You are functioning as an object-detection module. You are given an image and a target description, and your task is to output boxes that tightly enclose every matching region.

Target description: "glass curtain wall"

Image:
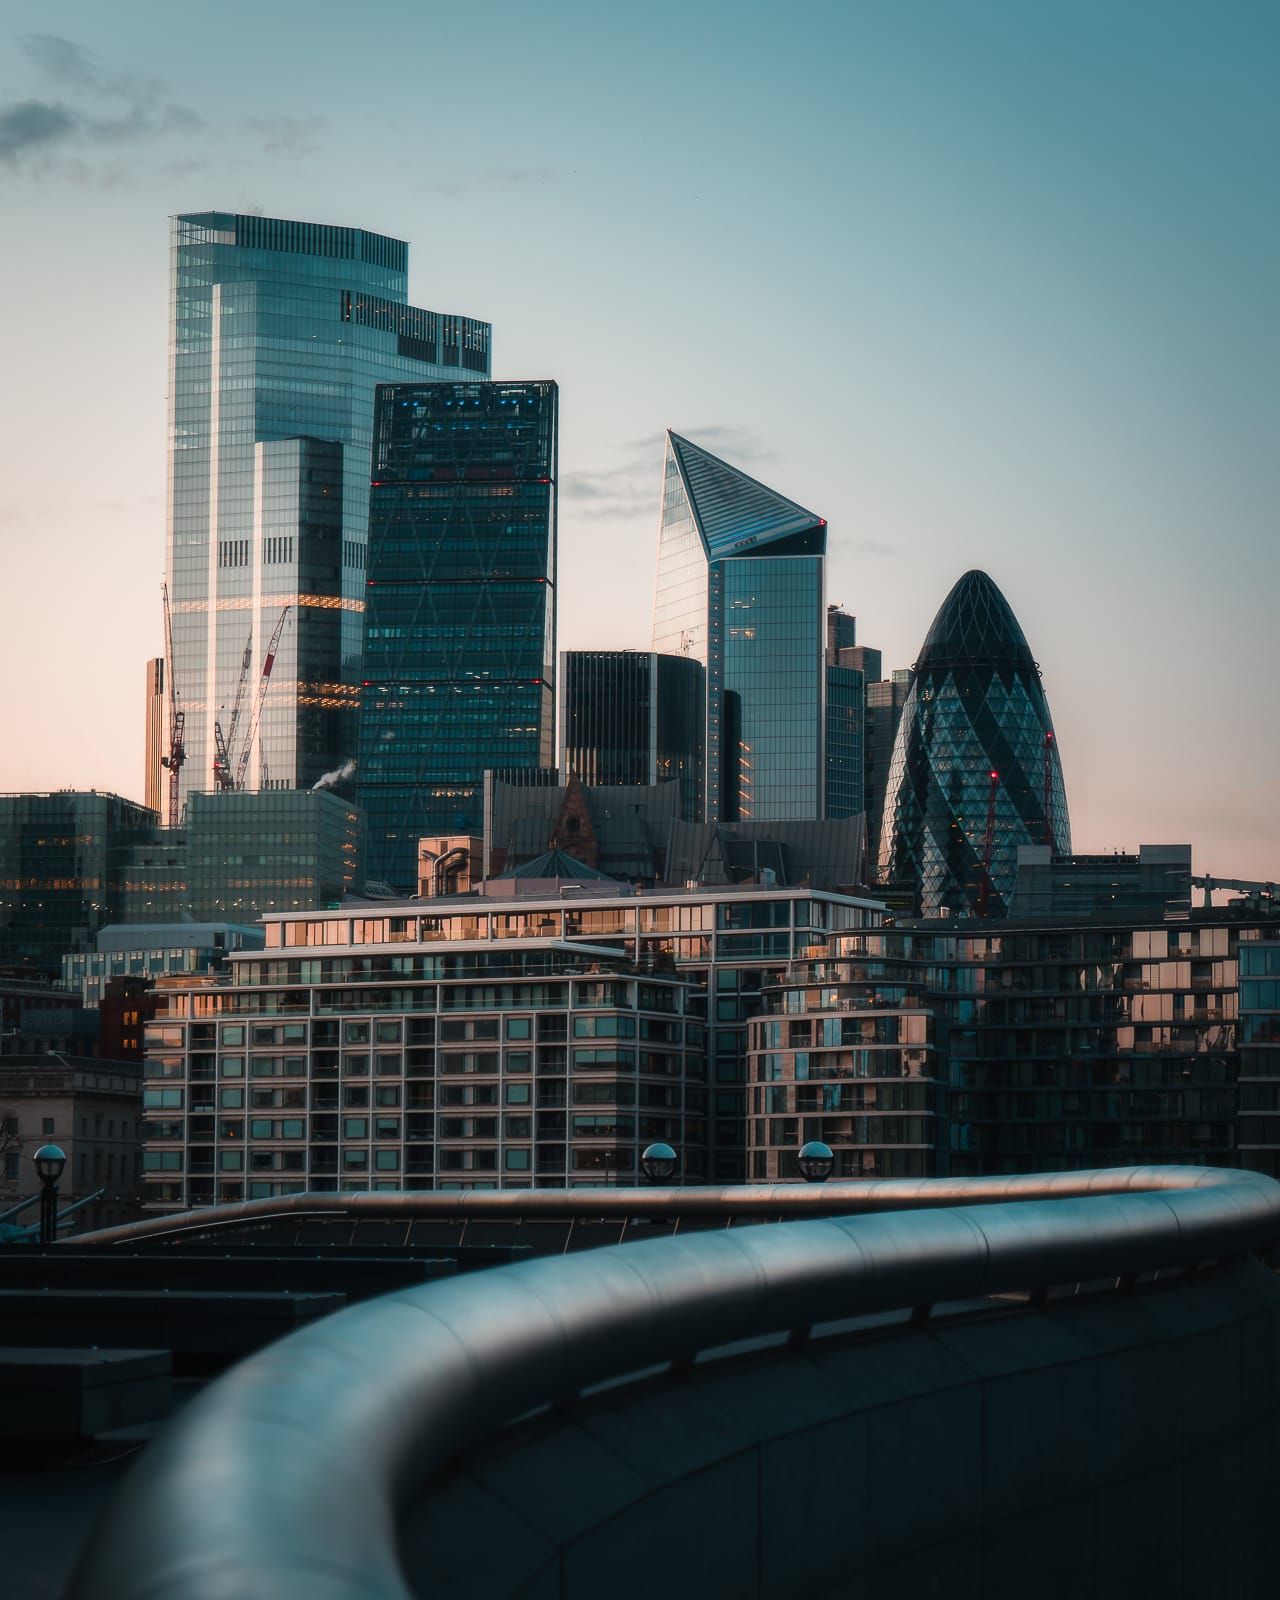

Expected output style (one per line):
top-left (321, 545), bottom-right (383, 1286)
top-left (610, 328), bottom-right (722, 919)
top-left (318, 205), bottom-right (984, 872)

top-left (167, 212), bottom-right (491, 809)
top-left (357, 382), bottom-right (557, 891)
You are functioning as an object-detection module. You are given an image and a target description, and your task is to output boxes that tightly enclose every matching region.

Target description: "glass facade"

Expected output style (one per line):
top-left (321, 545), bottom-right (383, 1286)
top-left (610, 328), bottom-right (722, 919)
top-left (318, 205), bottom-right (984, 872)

top-left (824, 662), bottom-right (865, 821)
top-left (1237, 932), bottom-right (1280, 1177)
top-left (357, 382), bottom-right (557, 891)
top-left (560, 650), bottom-right (703, 819)
top-left (880, 570), bottom-right (1070, 916)
top-left (753, 910), bottom-right (1277, 1179)
top-left (112, 791), bottom-right (362, 924)
top-left (652, 432), bottom-right (827, 822)
top-left (0, 792), bottom-right (159, 970)
top-left (137, 886), bottom-right (881, 1200)
top-left (167, 211), bottom-right (491, 807)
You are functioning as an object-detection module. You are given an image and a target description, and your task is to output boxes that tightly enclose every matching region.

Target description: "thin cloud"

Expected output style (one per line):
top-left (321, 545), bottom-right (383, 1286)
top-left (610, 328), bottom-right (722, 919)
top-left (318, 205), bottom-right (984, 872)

top-left (18, 33), bottom-right (165, 102)
top-left (1, 35), bottom-right (203, 179)
top-left (481, 165), bottom-right (554, 187)
top-left (419, 167), bottom-right (555, 200)
top-left (561, 468), bottom-right (655, 520)
top-left (244, 116), bottom-right (325, 160)
top-left (0, 100), bottom-right (76, 160)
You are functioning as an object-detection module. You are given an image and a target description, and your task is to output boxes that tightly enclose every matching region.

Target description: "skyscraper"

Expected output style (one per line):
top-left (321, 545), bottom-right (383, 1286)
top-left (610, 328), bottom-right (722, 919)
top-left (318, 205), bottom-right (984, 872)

top-left (357, 381), bottom-right (558, 891)
top-left (824, 606), bottom-right (865, 822)
top-left (560, 650), bottom-right (703, 818)
top-left (143, 657), bottom-right (166, 815)
top-left (880, 569), bottom-right (1070, 916)
top-left (651, 432), bottom-right (827, 822)
top-left (165, 211), bottom-right (491, 810)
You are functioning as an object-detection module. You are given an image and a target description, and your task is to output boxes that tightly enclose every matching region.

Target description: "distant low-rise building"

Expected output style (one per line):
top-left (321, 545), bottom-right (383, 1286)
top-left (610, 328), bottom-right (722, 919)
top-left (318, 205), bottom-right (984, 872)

top-left (0, 1053), bottom-right (143, 1234)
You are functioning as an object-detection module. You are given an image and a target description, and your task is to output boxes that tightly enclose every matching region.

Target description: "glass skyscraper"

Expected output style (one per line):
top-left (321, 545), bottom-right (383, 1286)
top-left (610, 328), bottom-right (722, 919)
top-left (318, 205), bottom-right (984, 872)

top-left (560, 650), bottom-right (703, 819)
top-left (880, 569), bottom-right (1071, 916)
top-left (357, 381), bottom-right (558, 891)
top-left (166, 211), bottom-right (491, 810)
top-left (651, 432), bottom-right (827, 822)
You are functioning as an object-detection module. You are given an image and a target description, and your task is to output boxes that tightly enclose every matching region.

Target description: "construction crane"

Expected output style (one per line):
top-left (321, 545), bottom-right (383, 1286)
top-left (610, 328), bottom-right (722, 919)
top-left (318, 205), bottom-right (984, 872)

top-left (1192, 875), bottom-right (1277, 911)
top-left (233, 605), bottom-right (291, 792)
top-left (977, 769), bottom-right (999, 917)
top-left (159, 583), bottom-right (185, 828)
top-left (212, 632), bottom-right (255, 791)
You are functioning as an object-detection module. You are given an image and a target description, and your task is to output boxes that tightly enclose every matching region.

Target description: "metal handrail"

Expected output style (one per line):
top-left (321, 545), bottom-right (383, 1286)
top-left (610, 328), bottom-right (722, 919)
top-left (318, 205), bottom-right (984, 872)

top-left (69, 1167), bottom-right (1280, 1600)
top-left (68, 1164), bottom-right (1275, 1245)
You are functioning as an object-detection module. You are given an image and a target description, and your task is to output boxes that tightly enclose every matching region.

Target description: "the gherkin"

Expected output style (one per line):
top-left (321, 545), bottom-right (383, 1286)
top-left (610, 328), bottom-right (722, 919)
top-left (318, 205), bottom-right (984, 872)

top-left (880, 570), bottom-right (1070, 916)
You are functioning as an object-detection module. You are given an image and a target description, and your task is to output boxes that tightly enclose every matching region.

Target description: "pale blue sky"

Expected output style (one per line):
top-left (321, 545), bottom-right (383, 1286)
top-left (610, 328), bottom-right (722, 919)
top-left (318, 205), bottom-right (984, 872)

top-left (1, 0), bottom-right (1276, 876)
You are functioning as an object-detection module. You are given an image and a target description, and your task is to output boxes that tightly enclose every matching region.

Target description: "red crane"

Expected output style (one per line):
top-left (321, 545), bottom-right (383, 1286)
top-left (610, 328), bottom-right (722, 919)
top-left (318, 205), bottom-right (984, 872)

top-left (159, 583), bottom-right (185, 828)
top-left (977, 769), bottom-right (999, 917)
top-left (233, 605), bottom-right (291, 792)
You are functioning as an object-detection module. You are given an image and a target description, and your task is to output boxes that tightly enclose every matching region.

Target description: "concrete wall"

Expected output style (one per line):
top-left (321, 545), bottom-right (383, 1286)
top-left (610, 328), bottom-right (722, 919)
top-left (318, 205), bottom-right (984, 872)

top-left (400, 1259), bottom-right (1280, 1600)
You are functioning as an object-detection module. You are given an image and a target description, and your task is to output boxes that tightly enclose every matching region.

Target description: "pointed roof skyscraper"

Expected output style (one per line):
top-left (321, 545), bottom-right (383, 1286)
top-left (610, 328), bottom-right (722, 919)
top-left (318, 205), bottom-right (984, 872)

top-left (666, 432), bottom-right (825, 556)
top-left (653, 430), bottom-right (828, 823)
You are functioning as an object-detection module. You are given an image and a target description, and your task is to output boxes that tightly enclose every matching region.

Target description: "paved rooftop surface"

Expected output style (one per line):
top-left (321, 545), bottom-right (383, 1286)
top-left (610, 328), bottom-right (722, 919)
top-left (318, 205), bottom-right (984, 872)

top-left (2, 1383), bottom-right (201, 1600)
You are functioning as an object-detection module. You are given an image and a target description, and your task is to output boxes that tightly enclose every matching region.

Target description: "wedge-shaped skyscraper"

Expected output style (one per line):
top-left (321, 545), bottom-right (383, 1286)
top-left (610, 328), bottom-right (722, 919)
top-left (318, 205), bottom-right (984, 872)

top-left (880, 569), bottom-right (1071, 916)
top-left (652, 433), bottom-right (827, 821)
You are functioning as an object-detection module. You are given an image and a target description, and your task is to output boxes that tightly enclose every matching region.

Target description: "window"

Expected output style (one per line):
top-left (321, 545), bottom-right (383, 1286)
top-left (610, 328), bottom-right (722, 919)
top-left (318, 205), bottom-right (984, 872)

top-left (505, 1083), bottom-right (531, 1105)
top-left (42, 1117), bottom-right (55, 1136)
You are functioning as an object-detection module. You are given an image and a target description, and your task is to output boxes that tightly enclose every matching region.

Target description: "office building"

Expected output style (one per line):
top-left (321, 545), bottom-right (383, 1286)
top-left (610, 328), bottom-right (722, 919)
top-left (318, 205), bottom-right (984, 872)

top-left (560, 651), bottom-right (703, 821)
top-left (1008, 843), bottom-right (1193, 920)
top-left (61, 922), bottom-right (265, 1009)
top-left (144, 658), bottom-right (166, 815)
top-left (166, 211), bottom-right (491, 808)
top-left (863, 670), bottom-right (910, 865)
top-left (651, 432), bottom-right (827, 822)
top-left (825, 608), bottom-right (865, 822)
top-left (880, 570), bottom-right (1070, 915)
top-left (0, 793), bottom-right (159, 972)
top-left (751, 900), bottom-right (1280, 1181)
top-left (357, 381), bottom-right (557, 891)
top-left (138, 882), bottom-right (883, 1203)
top-left (485, 776), bottom-right (683, 883)
top-left (1, 1053), bottom-right (143, 1234)
top-left (111, 791), bottom-right (362, 924)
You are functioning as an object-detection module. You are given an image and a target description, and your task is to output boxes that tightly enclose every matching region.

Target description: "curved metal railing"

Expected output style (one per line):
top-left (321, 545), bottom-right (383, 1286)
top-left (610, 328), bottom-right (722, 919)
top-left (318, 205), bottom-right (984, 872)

top-left (69, 1167), bottom-right (1280, 1600)
top-left (71, 1162), bottom-right (1274, 1246)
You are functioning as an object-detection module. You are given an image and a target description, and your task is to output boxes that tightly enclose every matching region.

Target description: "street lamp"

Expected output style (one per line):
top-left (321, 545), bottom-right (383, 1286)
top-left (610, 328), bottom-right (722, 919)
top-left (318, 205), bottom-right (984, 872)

top-left (640, 1142), bottom-right (678, 1184)
top-left (34, 1143), bottom-right (66, 1246)
top-left (797, 1140), bottom-right (835, 1183)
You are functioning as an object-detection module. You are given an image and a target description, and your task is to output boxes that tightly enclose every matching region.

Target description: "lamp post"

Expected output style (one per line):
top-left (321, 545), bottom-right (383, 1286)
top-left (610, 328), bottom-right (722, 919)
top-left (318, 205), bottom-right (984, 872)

top-left (640, 1142), bottom-right (678, 1184)
top-left (34, 1143), bottom-right (66, 1246)
top-left (797, 1140), bottom-right (835, 1183)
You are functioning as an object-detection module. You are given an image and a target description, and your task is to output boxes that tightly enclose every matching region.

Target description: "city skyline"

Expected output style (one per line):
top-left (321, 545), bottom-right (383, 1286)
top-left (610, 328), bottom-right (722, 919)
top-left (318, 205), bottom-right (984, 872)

top-left (1, 2), bottom-right (1277, 878)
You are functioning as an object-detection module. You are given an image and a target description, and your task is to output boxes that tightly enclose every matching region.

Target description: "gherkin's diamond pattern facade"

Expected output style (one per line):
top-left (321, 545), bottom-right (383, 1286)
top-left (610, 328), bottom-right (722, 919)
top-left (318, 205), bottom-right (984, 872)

top-left (880, 570), bottom-right (1070, 916)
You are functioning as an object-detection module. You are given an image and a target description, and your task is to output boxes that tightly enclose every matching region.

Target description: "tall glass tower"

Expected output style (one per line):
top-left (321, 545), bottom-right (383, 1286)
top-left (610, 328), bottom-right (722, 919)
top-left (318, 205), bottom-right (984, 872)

top-left (651, 432), bottom-right (827, 822)
top-left (166, 211), bottom-right (491, 810)
top-left (880, 569), bottom-right (1071, 917)
top-left (560, 650), bottom-right (703, 819)
top-left (357, 381), bottom-right (558, 891)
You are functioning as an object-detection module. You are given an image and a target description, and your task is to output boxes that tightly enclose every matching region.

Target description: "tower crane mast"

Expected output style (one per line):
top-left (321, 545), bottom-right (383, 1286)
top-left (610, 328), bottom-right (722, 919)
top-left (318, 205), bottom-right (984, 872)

top-left (212, 633), bottom-right (255, 791)
top-left (234, 605), bottom-right (291, 792)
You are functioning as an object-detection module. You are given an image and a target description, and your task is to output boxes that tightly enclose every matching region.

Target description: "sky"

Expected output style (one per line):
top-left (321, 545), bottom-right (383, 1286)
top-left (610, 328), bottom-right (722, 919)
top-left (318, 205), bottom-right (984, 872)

top-left (0, 0), bottom-right (1276, 880)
